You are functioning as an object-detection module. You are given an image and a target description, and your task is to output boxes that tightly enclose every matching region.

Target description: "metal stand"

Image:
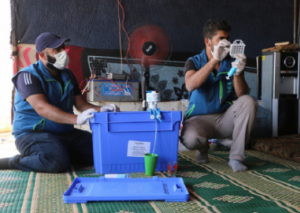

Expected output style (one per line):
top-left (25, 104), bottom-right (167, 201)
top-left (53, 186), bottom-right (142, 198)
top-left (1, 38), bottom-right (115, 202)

top-left (141, 64), bottom-right (150, 111)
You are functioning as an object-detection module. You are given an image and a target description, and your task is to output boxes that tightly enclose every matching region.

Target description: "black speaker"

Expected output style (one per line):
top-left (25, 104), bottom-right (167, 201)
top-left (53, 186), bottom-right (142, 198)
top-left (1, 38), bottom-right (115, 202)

top-left (278, 98), bottom-right (298, 135)
top-left (280, 52), bottom-right (298, 71)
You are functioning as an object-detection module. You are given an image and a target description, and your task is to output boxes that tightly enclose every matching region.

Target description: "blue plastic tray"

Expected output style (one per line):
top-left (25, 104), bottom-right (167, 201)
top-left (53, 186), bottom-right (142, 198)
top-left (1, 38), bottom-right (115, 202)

top-left (63, 176), bottom-right (189, 203)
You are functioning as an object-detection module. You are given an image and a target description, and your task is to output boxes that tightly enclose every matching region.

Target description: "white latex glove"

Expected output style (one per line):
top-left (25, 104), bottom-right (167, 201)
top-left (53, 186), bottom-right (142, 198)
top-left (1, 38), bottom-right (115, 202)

top-left (77, 108), bottom-right (97, 125)
top-left (232, 53), bottom-right (246, 75)
top-left (212, 40), bottom-right (231, 61)
top-left (100, 103), bottom-right (120, 112)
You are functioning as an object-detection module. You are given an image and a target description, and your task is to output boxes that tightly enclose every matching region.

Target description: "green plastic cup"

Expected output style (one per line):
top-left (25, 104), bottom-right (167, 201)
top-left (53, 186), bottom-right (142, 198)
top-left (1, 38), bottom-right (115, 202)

top-left (144, 153), bottom-right (158, 176)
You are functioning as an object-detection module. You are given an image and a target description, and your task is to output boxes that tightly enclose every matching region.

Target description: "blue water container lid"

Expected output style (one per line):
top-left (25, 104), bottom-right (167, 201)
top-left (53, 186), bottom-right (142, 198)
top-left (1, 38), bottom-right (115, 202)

top-left (63, 176), bottom-right (189, 203)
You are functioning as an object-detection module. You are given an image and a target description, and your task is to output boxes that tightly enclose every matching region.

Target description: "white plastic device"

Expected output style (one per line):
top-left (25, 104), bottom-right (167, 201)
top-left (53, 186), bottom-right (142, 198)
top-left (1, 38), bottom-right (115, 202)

top-left (104, 174), bottom-right (130, 178)
top-left (146, 91), bottom-right (160, 110)
top-left (146, 91), bottom-right (161, 120)
top-left (226, 39), bottom-right (246, 80)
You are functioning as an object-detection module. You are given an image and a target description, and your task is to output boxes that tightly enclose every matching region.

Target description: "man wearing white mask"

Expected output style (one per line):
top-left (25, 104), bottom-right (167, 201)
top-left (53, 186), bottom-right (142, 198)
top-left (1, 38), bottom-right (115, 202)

top-left (0, 32), bottom-right (119, 172)
top-left (180, 20), bottom-right (257, 172)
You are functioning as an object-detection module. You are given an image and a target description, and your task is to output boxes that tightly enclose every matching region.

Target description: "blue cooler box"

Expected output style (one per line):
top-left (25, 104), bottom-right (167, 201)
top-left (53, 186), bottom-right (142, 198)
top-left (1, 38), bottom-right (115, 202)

top-left (90, 111), bottom-right (182, 174)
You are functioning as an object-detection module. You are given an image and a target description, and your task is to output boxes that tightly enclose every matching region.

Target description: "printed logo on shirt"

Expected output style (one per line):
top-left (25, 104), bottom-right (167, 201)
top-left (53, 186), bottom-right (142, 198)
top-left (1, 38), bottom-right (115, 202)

top-left (23, 73), bottom-right (32, 85)
top-left (226, 82), bottom-right (232, 94)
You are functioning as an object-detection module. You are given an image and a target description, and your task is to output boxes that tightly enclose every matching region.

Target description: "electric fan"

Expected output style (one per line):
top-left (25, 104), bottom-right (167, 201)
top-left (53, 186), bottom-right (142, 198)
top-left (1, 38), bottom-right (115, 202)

top-left (123, 24), bottom-right (172, 110)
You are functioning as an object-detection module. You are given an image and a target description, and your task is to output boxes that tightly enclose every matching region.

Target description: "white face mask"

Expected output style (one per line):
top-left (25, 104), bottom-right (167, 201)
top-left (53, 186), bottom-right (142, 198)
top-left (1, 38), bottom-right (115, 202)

top-left (45, 50), bottom-right (69, 70)
top-left (209, 39), bottom-right (217, 58)
top-left (52, 50), bottom-right (69, 70)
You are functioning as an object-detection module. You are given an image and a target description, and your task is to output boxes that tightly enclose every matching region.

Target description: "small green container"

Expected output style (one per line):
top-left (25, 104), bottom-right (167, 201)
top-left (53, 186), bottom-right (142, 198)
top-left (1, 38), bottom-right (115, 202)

top-left (144, 153), bottom-right (158, 176)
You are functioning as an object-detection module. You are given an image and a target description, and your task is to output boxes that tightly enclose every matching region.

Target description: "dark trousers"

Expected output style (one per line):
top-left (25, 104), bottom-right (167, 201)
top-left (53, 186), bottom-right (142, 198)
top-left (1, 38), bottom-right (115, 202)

top-left (8, 129), bottom-right (93, 173)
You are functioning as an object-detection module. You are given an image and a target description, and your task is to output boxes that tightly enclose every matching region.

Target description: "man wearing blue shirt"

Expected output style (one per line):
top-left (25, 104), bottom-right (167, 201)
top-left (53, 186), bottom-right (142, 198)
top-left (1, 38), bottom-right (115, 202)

top-left (181, 19), bottom-right (257, 172)
top-left (0, 32), bottom-right (119, 172)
